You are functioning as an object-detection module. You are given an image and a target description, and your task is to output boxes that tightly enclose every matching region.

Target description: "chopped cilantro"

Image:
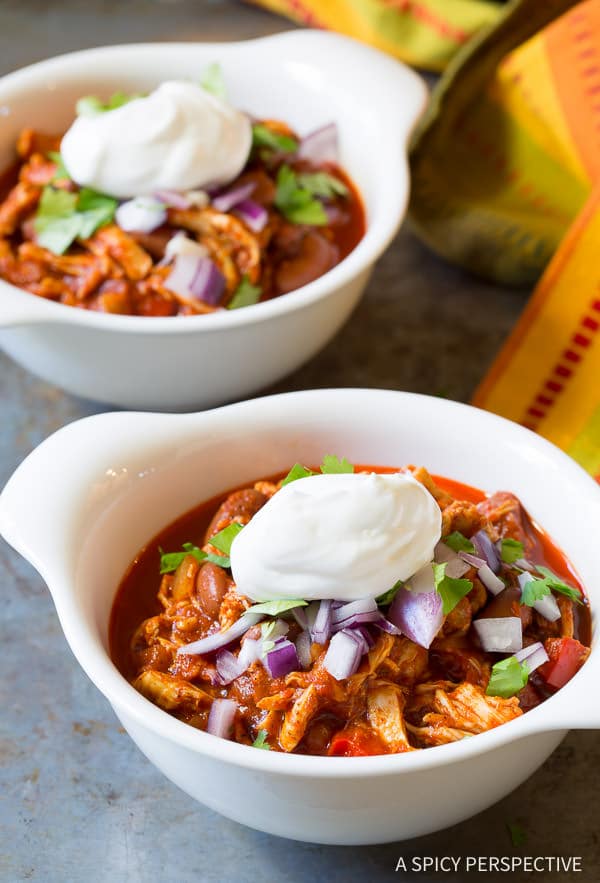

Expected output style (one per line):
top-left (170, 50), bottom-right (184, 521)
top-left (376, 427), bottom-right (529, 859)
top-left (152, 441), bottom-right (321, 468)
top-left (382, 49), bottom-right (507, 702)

top-left (274, 164), bottom-right (328, 226)
top-left (507, 821), bottom-right (527, 847)
top-left (200, 62), bottom-right (227, 100)
top-left (520, 576), bottom-right (551, 608)
top-left (433, 562), bottom-right (473, 615)
top-left (248, 599), bottom-right (308, 617)
top-left (34, 185), bottom-right (117, 254)
top-left (535, 566), bottom-right (582, 603)
top-left (376, 581), bottom-right (402, 607)
top-left (47, 151), bottom-right (70, 181)
top-left (252, 729), bottom-right (271, 750)
top-left (159, 524), bottom-right (242, 574)
top-left (443, 531), bottom-right (475, 554)
top-left (486, 656), bottom-right (529, 698)
top-left (228, 276), bottom-right (262, 310)
top-left (76, 91), bottom-right (142, 116)
top-left (252, 123), bottom-right (298, 155)
top-left (209, 522), bottom-right (243, 556)
top-left (500, 538), bottom-right (525, 564)
top-left (297, 171), bottom-right (348, 199)
top-left (281, 463), bottom-right (315, 486)
top-left (320, 454), bottom-right (354, 474)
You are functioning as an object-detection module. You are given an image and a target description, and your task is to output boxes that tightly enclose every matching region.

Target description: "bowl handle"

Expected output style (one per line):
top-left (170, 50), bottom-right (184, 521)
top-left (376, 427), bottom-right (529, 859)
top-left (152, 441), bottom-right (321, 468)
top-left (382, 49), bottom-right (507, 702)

top-left (517, 652), bottom-right (600, 734)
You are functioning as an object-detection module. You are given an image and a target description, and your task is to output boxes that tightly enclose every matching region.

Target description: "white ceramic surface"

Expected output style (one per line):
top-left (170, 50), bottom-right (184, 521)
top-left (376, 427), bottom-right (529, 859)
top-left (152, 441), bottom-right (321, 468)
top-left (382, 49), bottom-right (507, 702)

top-left (0, 35), bottom-right (426, 410)
top-left (1, 389), bottom-right (599, 844)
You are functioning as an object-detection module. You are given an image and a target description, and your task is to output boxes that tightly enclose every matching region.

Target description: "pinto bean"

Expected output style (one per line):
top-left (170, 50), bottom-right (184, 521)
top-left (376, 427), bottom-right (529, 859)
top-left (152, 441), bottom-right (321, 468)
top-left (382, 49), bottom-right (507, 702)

top-left (274, 230), bottom-right (339, 294)
top-left (195, 562), bottom-right (230, 619)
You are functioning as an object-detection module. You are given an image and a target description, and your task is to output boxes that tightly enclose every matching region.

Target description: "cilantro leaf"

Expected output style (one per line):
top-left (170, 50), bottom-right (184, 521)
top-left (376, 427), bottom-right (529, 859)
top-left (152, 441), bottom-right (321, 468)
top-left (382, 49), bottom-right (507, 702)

top-left (443, 531), bottom-right (476, 554)
top-left (281, 463), bottom-right (315, 486)
top-left (376, 581), bottom-right (402, 607)
top-left (200, 62), bottom-right (227, 100)
top-left (228, 276), bottom-right (262, 310)
top-left (159, 538), bottom-right (234, 574)
top-left (297, 171), bottom-right (348, 199)
top-left (209, 522), bottom-right (243, 556)
top-left (520, 576), bottom-right (551, 607)
top-left (500, 538), bottom-right (525, 564)
top-left (248, 599), bottom-right (308, 617)
top-left (252, 729), bottom-right (271, 750)
top-left (274, 165), bottom-right (328, 226)
top-left (47, 151), bottom-right (70, 181)
top-left (486, 656), bottom-right (529, 698)
top-left (76, 91), bottom-right (142, 116)
top-left (433, 562), bottom-right (473, 615)
top-left (535, 566), bottom-right (583, 603)
top-left (34, 185), bottom-right (117, 254)
top-left (252, 124), bottom-right (298, 155)
top-left (507, 821), bottom-right (527, 847)
top-left (320, 454), bottom-right (354, 474)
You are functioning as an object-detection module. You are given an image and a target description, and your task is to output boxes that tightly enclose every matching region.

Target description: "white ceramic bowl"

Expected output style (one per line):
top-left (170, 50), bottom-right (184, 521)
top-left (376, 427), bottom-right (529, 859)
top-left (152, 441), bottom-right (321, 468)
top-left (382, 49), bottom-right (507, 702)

top-left (1, 388), bottom-right (599, 844)
top-left (0, 35), bottom-right (426, 410)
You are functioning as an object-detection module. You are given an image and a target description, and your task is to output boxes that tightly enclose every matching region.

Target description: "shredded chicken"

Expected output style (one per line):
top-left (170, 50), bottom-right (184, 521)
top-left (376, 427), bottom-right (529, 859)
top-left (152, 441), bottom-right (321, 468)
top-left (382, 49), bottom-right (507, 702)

top-left (367, 682), bottom-right (413, 752)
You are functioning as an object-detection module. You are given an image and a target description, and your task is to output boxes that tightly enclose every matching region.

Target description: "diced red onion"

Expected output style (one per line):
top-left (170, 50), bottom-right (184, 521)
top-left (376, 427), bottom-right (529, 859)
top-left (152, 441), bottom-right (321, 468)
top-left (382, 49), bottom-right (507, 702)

top-left (115, 197), bottom-right (167, 233)
top-left (239, 637), bottom-right (262, 668)
top-left (215, 649), bottom-right (245, 685)
top-left (265, 639), bottom-right (299, 678)
top-left (154, 188), bottom-right (192, 210)
top-left (163, 231), bottom-right (208, 265)
top-left (388, 587), bottom-right (443, 649)
top-left (212, 181), bottom-right (256, 212)
top-left (435, 543), bottom-right (470, 577)
top-left (408, 562), bottom-right (436, 594)
top-left (477, 563), bottom-right (506, 596)
top-left (473, 616), bottom-right (523, 653)
top-left (435, 542), bottom-right (458, 564)
top-left (292, 607), bottom-right (308, 629)
top-left (372, 616), bottom-right (402, 636)
top-left (189, 257), bottom-right (226, 305)
top-left (298, 122), bottom-right (339, 164)
top-left (472, 530), bottom-right (501, 573)
top-left (345, 627), bottom-right (369, 656)
top-left (353, 624), bottom-right (375, 648)
top-left (304, 601), bottom-right (320, 632)
top-left (445, 557), bottom-right (471, 579)
top-left (207, 698), bottom-right (237, 739)
top-left (264, 619), bottom-right (289, 642)
top-left (331, 597), bottom-right (378, 624)
top-left (515, 641), bottom-right (549, 674)
top-left (518, 573), bottom-right (561, 622)
top-left (332, 610), bottom-right (383, 632)
top-left (234, 199), bottom-right (268, 233)
top-left (458, 551), bottom-right (487, 569)
top-left (515, 558), bottom-right (535, 572)
top-left (295, 630), bottom-right (312, 670)
top-left (177, 612), bottom-right (263, 655)
top-left (323, 629), bottom-right (363, 680)
top-left (311, 599), bottom-right (332, 644)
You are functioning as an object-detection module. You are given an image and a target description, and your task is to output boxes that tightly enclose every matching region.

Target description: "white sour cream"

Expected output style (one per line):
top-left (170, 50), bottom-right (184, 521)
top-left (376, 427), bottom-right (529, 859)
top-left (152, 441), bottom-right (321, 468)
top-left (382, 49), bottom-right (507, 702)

top-left (61, 81), bottom-right (252, 199)
top-left (230, 472), bottom-right (442, 602)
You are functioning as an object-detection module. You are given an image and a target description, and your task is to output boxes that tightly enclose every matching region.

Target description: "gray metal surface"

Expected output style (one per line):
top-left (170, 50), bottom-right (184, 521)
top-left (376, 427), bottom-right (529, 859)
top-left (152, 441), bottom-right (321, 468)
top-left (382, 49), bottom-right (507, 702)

top-left (1, 2), bottom-right (598, 881)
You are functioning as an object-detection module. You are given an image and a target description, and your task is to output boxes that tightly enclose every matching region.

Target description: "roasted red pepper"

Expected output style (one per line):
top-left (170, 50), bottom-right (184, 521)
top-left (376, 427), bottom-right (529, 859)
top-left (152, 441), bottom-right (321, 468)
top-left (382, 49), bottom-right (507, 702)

top-left (539, 637), bottom-right (590, 689)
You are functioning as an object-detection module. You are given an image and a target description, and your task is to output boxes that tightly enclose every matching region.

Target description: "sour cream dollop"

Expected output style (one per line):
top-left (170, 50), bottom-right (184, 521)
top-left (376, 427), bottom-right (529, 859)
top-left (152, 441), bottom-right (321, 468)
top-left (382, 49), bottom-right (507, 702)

top-left (61, 81), bottom-right (252, 199)
top-left (230, 472), bottom-right (442, 602)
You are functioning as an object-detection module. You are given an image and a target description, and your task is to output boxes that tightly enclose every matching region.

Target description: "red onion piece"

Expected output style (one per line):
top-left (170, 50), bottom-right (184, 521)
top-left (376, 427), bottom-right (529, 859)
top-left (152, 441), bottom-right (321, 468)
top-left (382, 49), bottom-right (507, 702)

top-left (472, 530), bottom-right (501, 573)
top-left (177, 612), bottom-right (263, 656)
top-left (215, 649), bottom-right (245, 685)
top-left (207, 698), bottom-right (237, 739)
top-left (434, 542), bottom-right (458, 564)
top-left (345, 627), bottom-right (369, 656)
top-left (115, 197), bottom-right (167, 233)
top-left (331, 597), bottom-right (378, 625)
top-left (353, 624), bottom-right (375, 648)
top-left (388, 587), bottom-right (443, 649)
top-left (372, 616), bottom-right (402, 636)
top-left (298, 122), bottom-right (339, 164)
top-left (212, 181), bottom-right (256, 212)
top-left (408, 562), bottom-right (436, 594)
top-left (292, 607), bottom-right (308, 630)
top-left (515, 641), bottom-right (549, 674)
top-left (332, 610), bottom-right (383, 632)
top-left (239, 637), bottom-right (262, 668)
top-left (473, 616), bottom-right (523, 653)
top-left (518, 573), bottom-right (561, 622)
top-left (477, 563), bottom-right (505, 596)
top-left (311, 599), bottom-right (332, 644)
top-left (189, 257), bottom-right (226, 305)
top-left (515, 558), bottom-right (535, 572)
top-left (234, 199), bottom-right (268, 233)
top-left (323, 629), bottom-right (363, 680)
top-left (154, 188), bottom-right (192, 210)
top-left (458, 551), bottom-right (487, 569)
top-left (295, 630), bottom-right (312, 670)
top-left (265, 639), bottom-right (299, 678)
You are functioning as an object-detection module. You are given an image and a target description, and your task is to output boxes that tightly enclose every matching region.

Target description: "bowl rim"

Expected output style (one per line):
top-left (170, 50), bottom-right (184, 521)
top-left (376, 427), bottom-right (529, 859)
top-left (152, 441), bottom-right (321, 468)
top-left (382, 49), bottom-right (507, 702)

top-left (0, 32), bottom-right (427, 333)
top-left (2, 388), bottom-right (598, 778)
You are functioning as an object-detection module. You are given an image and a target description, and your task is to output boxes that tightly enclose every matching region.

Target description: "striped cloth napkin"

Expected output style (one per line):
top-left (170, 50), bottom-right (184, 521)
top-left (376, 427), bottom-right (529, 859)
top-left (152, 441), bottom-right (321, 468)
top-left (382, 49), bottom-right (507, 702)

top-left (250, 0), bottom-right (600, 479)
